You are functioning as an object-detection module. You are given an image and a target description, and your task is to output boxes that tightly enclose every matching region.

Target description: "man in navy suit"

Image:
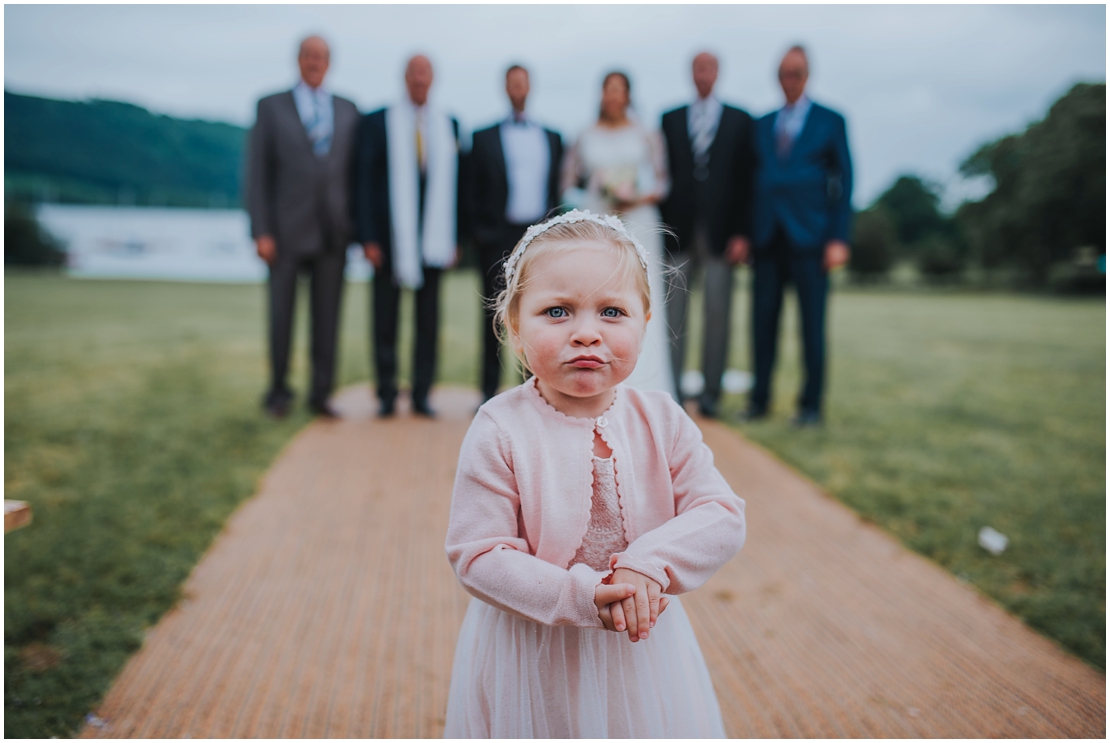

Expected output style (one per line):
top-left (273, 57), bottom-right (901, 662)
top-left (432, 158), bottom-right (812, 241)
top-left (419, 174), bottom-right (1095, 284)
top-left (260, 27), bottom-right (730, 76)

top-left (741, 45), bottom-right (852, 426)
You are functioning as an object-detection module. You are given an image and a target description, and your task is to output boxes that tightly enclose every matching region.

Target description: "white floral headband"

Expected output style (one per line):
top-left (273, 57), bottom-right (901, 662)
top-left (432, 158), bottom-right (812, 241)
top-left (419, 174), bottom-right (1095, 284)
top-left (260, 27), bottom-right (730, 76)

top-left (503, 209), bottom-right (650, 284)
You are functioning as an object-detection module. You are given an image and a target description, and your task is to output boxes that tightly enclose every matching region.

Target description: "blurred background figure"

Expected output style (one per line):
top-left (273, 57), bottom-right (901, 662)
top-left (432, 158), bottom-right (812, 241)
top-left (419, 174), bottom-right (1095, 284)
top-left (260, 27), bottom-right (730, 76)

top-left (561, 71), bottom-right (674, 397)
top-left (469, 64), bottom-right (563, 403)
top-left (354, 54), bottom-right (465, 418)
top-left (744, 45), bottom-right (853, 427)
top-left (245, 35), bottom-right (361, 419)
top-left (659, 51), bottom-right (756, 419)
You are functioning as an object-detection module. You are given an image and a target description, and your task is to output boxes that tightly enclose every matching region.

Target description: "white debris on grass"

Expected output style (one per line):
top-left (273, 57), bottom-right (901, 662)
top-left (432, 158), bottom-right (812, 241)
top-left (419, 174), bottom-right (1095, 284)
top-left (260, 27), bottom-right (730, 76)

top-left (84, 713), bottom-right (109, 730)
top-left (978, 526), bottom-right (1009, 555)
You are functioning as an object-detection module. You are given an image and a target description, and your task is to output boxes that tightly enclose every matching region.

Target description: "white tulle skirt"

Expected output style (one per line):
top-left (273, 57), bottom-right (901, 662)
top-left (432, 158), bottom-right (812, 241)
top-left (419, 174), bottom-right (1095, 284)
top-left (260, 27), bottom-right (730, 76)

top-left (444, 596), bottom-right (725, 738)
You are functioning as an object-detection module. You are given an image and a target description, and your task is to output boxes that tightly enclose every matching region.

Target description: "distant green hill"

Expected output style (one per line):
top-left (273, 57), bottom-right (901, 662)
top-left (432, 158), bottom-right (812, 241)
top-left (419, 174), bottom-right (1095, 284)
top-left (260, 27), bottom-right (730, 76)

top-left (5, 91), bottom-right (247, 208)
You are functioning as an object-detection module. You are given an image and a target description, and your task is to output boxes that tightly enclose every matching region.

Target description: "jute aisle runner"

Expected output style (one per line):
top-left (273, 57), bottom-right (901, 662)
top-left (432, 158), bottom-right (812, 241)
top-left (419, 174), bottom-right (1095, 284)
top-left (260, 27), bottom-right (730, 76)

top-left (81, 386), bottom-right (1104, 738)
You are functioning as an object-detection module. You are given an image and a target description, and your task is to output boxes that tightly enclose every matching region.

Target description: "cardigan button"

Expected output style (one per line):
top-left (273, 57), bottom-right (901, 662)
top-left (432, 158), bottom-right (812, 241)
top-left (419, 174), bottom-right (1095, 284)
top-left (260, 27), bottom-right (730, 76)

top-left (595, 416), bottom-right (609, 428)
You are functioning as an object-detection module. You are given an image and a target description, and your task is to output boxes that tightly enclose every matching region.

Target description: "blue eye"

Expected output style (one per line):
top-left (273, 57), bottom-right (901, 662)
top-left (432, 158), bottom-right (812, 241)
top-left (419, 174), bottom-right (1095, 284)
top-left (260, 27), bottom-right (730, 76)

top-left (545, 307), bottom-right (567, 319)
top-left (601, 307), bottom-right (625, 318)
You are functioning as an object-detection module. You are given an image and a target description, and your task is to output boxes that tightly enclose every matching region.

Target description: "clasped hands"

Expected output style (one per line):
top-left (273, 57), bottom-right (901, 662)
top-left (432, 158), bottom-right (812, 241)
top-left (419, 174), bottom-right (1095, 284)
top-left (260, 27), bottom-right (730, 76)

top-left (594, 567), bottom-right (668, 643)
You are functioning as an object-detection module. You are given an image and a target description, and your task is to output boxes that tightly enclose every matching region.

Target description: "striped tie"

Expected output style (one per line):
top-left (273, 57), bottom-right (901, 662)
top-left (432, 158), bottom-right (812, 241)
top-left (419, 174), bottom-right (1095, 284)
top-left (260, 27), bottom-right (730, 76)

top-left (307, 94), bottom-right (331, 156)
top-left (691, 103), bottom-right (715, 158)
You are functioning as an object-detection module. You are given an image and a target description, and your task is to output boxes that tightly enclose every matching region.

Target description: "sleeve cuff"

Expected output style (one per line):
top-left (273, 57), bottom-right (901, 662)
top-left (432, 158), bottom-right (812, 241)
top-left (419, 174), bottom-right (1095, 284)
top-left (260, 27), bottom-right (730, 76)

top-left (568, 562), bottom-right (609, 628)
top-left (609, 553), bottom-right (672, 592)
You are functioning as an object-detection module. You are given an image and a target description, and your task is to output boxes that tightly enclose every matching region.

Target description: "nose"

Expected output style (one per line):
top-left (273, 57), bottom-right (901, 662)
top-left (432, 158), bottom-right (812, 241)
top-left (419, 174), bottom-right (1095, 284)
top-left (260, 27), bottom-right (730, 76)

top-left (569, 316), bottom-right (602, 347)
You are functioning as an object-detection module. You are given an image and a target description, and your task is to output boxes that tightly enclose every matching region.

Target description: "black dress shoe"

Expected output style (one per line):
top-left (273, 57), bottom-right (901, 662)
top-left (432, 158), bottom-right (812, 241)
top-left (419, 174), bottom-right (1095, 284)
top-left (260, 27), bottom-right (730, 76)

top-left (310, 402), bottom-right (341, 419)
top-left (263, 396), bottom-right (291, 419)
top-left (791, 410), bottom-right (823, 428)
top-left (378, 399), bottom-right (396, 418)
top-left (697, 400), bottom-right (719, 419)
top-left (412, 399), bottom-right (437, 418)
top-left (737, 405), bottom-right (768, 423)
top-left (260, 393), bottom-right (293, 417)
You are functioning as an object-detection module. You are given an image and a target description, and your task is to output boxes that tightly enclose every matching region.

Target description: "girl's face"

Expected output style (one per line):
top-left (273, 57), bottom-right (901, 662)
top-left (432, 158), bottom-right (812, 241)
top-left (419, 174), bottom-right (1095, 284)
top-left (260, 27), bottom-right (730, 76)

top-left (513, 241), bottom-right (648, 418)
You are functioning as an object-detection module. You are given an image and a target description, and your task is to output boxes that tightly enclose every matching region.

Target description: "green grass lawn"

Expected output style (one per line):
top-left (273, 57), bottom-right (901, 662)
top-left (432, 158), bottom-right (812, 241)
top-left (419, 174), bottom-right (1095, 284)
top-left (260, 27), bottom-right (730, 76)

top-left (5, 271), bottom-right (1105, 737)
top-left (3, 271), bottom-right (490, 738)
top-left (688, 278), bottom-right (1105, 671)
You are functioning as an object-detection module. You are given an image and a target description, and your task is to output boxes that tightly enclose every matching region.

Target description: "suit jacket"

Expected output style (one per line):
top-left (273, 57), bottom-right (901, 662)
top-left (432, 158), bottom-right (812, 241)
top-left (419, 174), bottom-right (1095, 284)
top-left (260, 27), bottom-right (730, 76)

top-left (468, 121), bottom-right (563, 255)
top-left (752, 101), bottom-right (853, 254)
top-left (353, 107), bottom-right (465, 275)
top-left (245, 90), bottom-right (360, 255)
top-left (659, 103), bottom-right (755, 257)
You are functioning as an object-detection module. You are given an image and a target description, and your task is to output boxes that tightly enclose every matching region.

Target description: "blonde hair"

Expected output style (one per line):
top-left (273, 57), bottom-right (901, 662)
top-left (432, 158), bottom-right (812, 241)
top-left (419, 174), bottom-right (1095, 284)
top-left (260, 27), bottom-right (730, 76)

top-left (493, 218), bottom-right (651, 372)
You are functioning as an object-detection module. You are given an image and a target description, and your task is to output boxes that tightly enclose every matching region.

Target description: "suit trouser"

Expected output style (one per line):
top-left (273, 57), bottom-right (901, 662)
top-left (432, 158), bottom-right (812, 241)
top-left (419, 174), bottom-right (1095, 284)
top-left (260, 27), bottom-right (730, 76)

top-left (749, 228), bottom-right (828, 415)
top-left (372, 266), bottom-right (441, 406)
top-left (477, 224), bottom-right (530, 400)
top-left (267, 247), bottom-right (347, 407)
top-left (664, 228), bottom-right (735, 406)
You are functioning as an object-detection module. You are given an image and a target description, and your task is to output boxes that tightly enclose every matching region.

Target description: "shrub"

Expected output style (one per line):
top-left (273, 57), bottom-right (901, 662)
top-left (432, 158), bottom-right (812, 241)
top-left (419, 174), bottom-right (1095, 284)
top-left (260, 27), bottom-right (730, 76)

top-left (916, 235), bottom-right (965, 280)
top-left (850, 207), bottom-right (896, 279)
top-left (4, 202), bottom-right (66, 267)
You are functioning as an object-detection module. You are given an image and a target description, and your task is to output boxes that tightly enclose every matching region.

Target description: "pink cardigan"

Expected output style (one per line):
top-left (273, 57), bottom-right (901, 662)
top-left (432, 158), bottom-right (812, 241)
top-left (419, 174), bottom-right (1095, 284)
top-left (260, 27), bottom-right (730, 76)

top-left (445, 378), bottom-right (746, 629)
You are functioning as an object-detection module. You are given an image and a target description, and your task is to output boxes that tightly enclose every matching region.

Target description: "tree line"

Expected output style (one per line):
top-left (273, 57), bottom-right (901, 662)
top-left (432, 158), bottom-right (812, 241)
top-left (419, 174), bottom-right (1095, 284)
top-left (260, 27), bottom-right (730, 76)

top-left (851, 83), bottom-right (1105, 289)
top-left (4, 91), bottom-right (245, 208)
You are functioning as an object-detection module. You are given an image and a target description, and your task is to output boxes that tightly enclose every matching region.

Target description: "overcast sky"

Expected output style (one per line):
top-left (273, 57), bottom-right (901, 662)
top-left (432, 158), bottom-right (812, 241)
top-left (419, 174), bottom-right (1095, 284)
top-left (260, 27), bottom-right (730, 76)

top-left (5, 4), bottom-right (1105, 209)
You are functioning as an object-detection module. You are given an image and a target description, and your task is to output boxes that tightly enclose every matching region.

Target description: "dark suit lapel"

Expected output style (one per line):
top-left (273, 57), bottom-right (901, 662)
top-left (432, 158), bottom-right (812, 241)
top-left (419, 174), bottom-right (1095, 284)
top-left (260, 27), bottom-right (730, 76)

top-left (283, 90), bottom-right (317, 156)
top-left (546, 129), bottom-right (564, 211)
top-left (677, 105), bottom-right (692, 147)
top-left (545, 129), bottom-right (559, 164)
top-left (787, 103), bottom-right (818, 162)
top-left (707, 106), bottom-right (733, 159)
top-left (491, 126), bottom-right (508, 190)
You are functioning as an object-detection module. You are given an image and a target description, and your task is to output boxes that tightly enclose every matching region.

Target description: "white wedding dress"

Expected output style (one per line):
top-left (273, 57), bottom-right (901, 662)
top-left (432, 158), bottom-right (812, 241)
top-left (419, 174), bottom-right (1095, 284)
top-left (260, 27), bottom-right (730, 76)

top-left (563, 123), bottom-right (676, 399)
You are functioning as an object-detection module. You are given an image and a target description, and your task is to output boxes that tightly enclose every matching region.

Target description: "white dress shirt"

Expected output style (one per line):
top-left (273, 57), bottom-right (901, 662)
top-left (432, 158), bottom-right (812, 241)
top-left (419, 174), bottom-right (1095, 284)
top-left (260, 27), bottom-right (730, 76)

top-left (292, 80), bottom-right (334, 156)
top-left (687, 94), bottom-right (723, 157)
top-left (499, 112), bottom-right (550, 224)
top-left (774, 93), bottom-right (812, 148)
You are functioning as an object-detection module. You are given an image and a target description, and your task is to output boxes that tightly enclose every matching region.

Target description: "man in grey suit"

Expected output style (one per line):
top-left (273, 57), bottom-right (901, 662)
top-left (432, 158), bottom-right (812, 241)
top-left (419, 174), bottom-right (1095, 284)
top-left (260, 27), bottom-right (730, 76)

top-left (659, 52), bottom-right (756, 419)
top-left (246, 35), bottom-right (360, 418)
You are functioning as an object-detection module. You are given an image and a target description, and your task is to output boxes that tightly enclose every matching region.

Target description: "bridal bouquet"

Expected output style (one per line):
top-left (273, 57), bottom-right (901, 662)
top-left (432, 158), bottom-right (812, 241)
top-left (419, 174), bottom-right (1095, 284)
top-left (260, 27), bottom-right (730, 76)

top-left (597, 166), bottom-right (639, 211)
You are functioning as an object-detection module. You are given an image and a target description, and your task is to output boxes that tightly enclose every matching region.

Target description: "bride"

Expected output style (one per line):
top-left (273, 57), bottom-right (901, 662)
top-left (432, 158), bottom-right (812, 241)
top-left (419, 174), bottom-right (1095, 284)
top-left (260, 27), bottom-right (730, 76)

top-left (561, 71), bottom-right (676, 400)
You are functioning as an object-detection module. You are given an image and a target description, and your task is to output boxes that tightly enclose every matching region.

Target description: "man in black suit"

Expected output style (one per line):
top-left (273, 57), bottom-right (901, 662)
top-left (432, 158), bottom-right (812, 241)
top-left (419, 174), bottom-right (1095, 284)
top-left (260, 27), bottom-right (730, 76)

top-left (353, 54), bottom-right (464, 418)
top-left (245, 35), bottom-right (360, 419)
top-left (660, 52), bottom-right (756, 418)
top-left (468, 64), bottom-right (563, 401)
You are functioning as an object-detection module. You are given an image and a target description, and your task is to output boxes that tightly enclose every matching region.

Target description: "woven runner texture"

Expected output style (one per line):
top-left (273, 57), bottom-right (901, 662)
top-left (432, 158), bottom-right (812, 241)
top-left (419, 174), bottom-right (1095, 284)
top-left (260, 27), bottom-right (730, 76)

top-left (81, 386), bottom-right (1104, 738)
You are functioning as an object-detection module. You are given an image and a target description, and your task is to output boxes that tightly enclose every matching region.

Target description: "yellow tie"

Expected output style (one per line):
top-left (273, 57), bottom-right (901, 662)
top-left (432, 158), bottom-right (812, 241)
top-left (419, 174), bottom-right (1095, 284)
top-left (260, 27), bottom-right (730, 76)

top-left (415, 125), bottom-right (425, 171)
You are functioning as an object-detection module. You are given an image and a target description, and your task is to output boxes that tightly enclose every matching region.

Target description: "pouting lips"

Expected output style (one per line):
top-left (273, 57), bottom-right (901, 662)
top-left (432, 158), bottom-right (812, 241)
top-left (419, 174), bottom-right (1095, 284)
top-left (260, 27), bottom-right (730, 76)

top-left (567, 356), bottom-right (606, 368)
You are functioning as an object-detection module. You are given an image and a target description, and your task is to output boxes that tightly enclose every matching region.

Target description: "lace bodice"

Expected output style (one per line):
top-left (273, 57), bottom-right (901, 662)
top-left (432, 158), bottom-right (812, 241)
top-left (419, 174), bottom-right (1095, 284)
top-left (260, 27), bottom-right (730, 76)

top-left (570, 456), bottom-right (629, 572)
top-left (561, 124), bottom-right (670, 208)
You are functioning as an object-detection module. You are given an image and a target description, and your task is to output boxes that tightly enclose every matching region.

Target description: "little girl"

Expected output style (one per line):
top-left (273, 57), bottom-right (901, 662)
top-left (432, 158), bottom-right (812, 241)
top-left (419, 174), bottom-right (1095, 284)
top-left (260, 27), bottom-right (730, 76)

top-left (443, 210), bottom-right (746, 738)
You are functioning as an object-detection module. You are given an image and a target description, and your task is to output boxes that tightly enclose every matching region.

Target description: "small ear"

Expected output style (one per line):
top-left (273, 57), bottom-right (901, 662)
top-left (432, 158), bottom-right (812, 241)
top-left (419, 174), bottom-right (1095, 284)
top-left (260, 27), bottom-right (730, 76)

top-left (644, 310), bottom-right (652, 323)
